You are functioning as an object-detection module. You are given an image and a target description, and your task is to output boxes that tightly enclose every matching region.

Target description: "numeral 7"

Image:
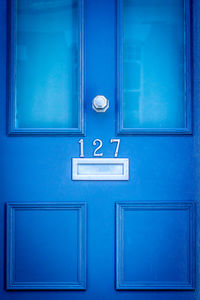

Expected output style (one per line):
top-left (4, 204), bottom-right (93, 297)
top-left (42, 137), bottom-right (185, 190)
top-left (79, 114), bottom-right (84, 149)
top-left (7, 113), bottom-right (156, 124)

top-left (110, 139), bottom-right (120, 157)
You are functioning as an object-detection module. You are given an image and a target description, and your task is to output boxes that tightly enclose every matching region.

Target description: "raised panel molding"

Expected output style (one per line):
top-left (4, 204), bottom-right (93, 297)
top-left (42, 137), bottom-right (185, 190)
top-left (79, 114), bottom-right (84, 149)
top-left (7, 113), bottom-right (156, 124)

top-left (117, 0), bottom-right (192, 135)
top-left (8, 0), bottom-right (84, 135)
top-left (7, 203), bottom-right (87, 290)
top-left (116, 202), bottom-right (195, 290)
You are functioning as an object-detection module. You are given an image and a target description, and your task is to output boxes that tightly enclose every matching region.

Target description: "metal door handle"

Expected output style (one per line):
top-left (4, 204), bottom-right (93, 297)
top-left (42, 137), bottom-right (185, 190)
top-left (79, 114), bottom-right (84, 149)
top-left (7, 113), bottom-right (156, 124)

top-left (92, 95), bottom-right (109, 113)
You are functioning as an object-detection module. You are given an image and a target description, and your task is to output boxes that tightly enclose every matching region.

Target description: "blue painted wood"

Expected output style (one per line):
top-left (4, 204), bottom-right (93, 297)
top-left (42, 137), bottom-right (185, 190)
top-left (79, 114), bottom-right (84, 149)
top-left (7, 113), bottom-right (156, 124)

top-left (0, 0), bottom-right (198, 299)
top-left (8, 0), bottom-right (85, 135)
top-left (116, 202), bottom-right (195, 290)
top-left (117, 0), bottom-right (192, 135)
top-left (6, 203), bottom-right (87, 290)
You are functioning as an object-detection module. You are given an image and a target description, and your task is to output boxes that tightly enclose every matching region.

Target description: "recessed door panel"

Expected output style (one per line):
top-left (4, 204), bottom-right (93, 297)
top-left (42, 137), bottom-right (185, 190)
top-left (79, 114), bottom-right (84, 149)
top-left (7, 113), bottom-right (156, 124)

top-left (6, 203), bottom-right (86, 290)
top-left (116, 202), bottom-right (195, 290)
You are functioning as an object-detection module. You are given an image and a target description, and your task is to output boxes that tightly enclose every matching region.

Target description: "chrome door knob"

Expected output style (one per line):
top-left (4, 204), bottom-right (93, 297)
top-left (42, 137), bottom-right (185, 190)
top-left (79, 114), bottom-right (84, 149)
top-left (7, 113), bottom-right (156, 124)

top-left (92, 95), bottom-right (109, 113)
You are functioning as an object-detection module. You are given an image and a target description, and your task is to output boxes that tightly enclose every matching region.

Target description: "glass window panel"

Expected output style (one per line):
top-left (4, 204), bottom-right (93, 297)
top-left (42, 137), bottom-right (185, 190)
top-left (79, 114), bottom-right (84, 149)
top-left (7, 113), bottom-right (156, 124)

top-left (122, 0), bottom-right (186, 129)
top-left (14, 0), bottom-right (80, 130)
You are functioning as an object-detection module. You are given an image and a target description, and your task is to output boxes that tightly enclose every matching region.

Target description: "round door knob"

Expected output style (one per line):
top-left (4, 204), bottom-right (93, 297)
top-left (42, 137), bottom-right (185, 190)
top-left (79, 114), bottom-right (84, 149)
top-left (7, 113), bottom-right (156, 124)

top-left (92, 95), bottom-right (109, 113)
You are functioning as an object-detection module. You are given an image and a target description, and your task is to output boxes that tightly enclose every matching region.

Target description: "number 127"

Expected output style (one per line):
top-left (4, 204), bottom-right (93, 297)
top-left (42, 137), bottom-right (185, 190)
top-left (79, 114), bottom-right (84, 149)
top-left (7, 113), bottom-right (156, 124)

top-left (78, 139), bottom-right (120, 158)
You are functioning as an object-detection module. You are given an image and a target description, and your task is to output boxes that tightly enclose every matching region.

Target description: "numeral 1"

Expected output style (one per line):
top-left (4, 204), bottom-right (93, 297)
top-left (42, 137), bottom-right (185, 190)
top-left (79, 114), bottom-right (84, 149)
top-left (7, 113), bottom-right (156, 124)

top-left (78, 139), bottom-right (84, 157)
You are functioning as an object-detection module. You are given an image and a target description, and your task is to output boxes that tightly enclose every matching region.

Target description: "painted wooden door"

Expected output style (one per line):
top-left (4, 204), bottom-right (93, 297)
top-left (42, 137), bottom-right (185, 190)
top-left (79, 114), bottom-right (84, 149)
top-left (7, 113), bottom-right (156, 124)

top-left (0, 0), bottom-right (199, 300)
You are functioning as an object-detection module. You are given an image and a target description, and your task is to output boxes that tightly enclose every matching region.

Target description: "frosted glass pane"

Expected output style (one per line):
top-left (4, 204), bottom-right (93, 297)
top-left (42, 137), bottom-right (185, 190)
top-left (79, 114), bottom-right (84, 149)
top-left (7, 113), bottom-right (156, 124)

top-left (123, 0), bottom-right (185, 129)
top-left (15, 0), bottom-right (79, 129)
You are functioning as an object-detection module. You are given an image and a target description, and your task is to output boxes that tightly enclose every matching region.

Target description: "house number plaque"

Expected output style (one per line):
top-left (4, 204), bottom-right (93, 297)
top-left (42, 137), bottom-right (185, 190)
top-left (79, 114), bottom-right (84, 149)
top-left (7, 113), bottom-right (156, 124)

top-left (72, 139), bottom-right (129, 181)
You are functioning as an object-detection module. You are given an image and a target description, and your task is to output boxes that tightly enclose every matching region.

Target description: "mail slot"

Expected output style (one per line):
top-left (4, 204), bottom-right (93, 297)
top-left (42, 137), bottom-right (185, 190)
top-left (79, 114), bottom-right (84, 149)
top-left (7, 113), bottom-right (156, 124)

top-left (72, 158), bottom-right (129, 181)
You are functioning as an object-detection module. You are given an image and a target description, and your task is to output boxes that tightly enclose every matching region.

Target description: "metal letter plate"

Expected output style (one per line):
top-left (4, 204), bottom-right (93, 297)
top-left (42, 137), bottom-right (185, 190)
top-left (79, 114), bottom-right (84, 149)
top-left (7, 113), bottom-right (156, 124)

top-left (72, 158), bottom-right (129, 181)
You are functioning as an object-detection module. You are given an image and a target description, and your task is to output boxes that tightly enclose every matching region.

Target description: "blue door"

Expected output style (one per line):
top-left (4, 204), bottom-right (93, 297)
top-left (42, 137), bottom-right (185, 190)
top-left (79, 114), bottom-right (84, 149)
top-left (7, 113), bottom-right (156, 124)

top-left (0, 0), bottom-right (199, 299)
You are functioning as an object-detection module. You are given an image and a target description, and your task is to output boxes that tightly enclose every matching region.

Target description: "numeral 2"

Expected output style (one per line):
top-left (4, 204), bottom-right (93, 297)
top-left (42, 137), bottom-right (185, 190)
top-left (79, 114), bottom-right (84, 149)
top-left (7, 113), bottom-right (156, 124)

top-left (93, 139), bottom-right (103, 157)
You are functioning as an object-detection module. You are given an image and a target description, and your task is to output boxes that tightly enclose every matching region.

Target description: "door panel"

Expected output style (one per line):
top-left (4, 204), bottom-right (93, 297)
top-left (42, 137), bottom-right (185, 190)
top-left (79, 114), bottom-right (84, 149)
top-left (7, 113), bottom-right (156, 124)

top-left (7, 203), bottom-right (86, 290)
top-left (9, 0), bottom-right (84, 134)
top-left (118, 0), bottom-right (191, 133)
top-left (116, 202), bottom-right (195, 290)
top-left (0, 0), bottom-right (199, 300)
